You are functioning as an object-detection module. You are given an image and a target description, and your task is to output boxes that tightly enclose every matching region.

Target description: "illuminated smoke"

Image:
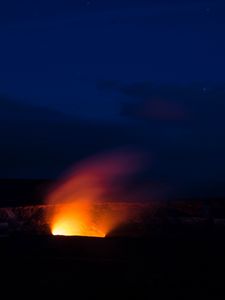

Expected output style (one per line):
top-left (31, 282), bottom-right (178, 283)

top-left (45, 149), bottom-right (146, 237)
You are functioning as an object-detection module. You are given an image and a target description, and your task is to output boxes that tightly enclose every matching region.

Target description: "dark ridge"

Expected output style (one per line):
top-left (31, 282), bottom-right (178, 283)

top-left (0, 179), bottom-right (52, 207)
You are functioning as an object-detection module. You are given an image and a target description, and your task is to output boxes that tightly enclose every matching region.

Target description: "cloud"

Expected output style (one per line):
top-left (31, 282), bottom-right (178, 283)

top-left (0, 96), bottom-right (136, 178)
top-left (0, 95), bottom-right (69, 121)
top-left (96, 81), bottom-right (225, 190)
top-left (97, 80), bottom-right (225, 124)
top-left (1, 87), bottom-right (225, 198)
top-left (121, 98), bottom-right (186, 121)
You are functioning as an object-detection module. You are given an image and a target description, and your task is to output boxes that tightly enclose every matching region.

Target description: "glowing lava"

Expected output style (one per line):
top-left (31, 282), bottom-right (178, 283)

top-left (52, 219), bottom-right (105, 237)
top-left (49, 202), bottom-right (106, 237)
top-left (52, 220), bottom-right (77, 236)
top-left (46, 150), bottom-right (145, 237)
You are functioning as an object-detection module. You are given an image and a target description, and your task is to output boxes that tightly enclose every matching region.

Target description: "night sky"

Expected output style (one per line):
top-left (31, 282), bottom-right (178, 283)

top-left (1, 0), bottom-right (225, 198)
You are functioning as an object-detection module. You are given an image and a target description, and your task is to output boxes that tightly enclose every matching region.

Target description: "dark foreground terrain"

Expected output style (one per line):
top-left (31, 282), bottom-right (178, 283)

top-left (1, 231), bottom-right (225, 299)
top-left (1, 179), bottom-right (225, 299)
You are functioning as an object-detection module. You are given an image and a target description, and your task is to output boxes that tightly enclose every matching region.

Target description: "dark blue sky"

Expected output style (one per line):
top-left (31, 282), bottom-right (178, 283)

top-left (0, 0), bottom-right (225, 198)
top-left (0, 0), bottom-right (225, 120)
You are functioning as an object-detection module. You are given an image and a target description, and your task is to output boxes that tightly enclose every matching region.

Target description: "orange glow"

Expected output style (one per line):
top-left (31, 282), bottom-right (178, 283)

top-left (45, 150), bottom-right (145, 237)
top-left (51, 216), bottom-right (105, 237)
top-left (52, 225), bottom-right (105, 237)
top-left (50, 202), bottom-right (106, 237)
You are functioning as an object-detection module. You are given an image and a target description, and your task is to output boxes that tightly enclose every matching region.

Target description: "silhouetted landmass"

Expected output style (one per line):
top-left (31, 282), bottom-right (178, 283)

top-left (0, 178), bottom-right (51, 207)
